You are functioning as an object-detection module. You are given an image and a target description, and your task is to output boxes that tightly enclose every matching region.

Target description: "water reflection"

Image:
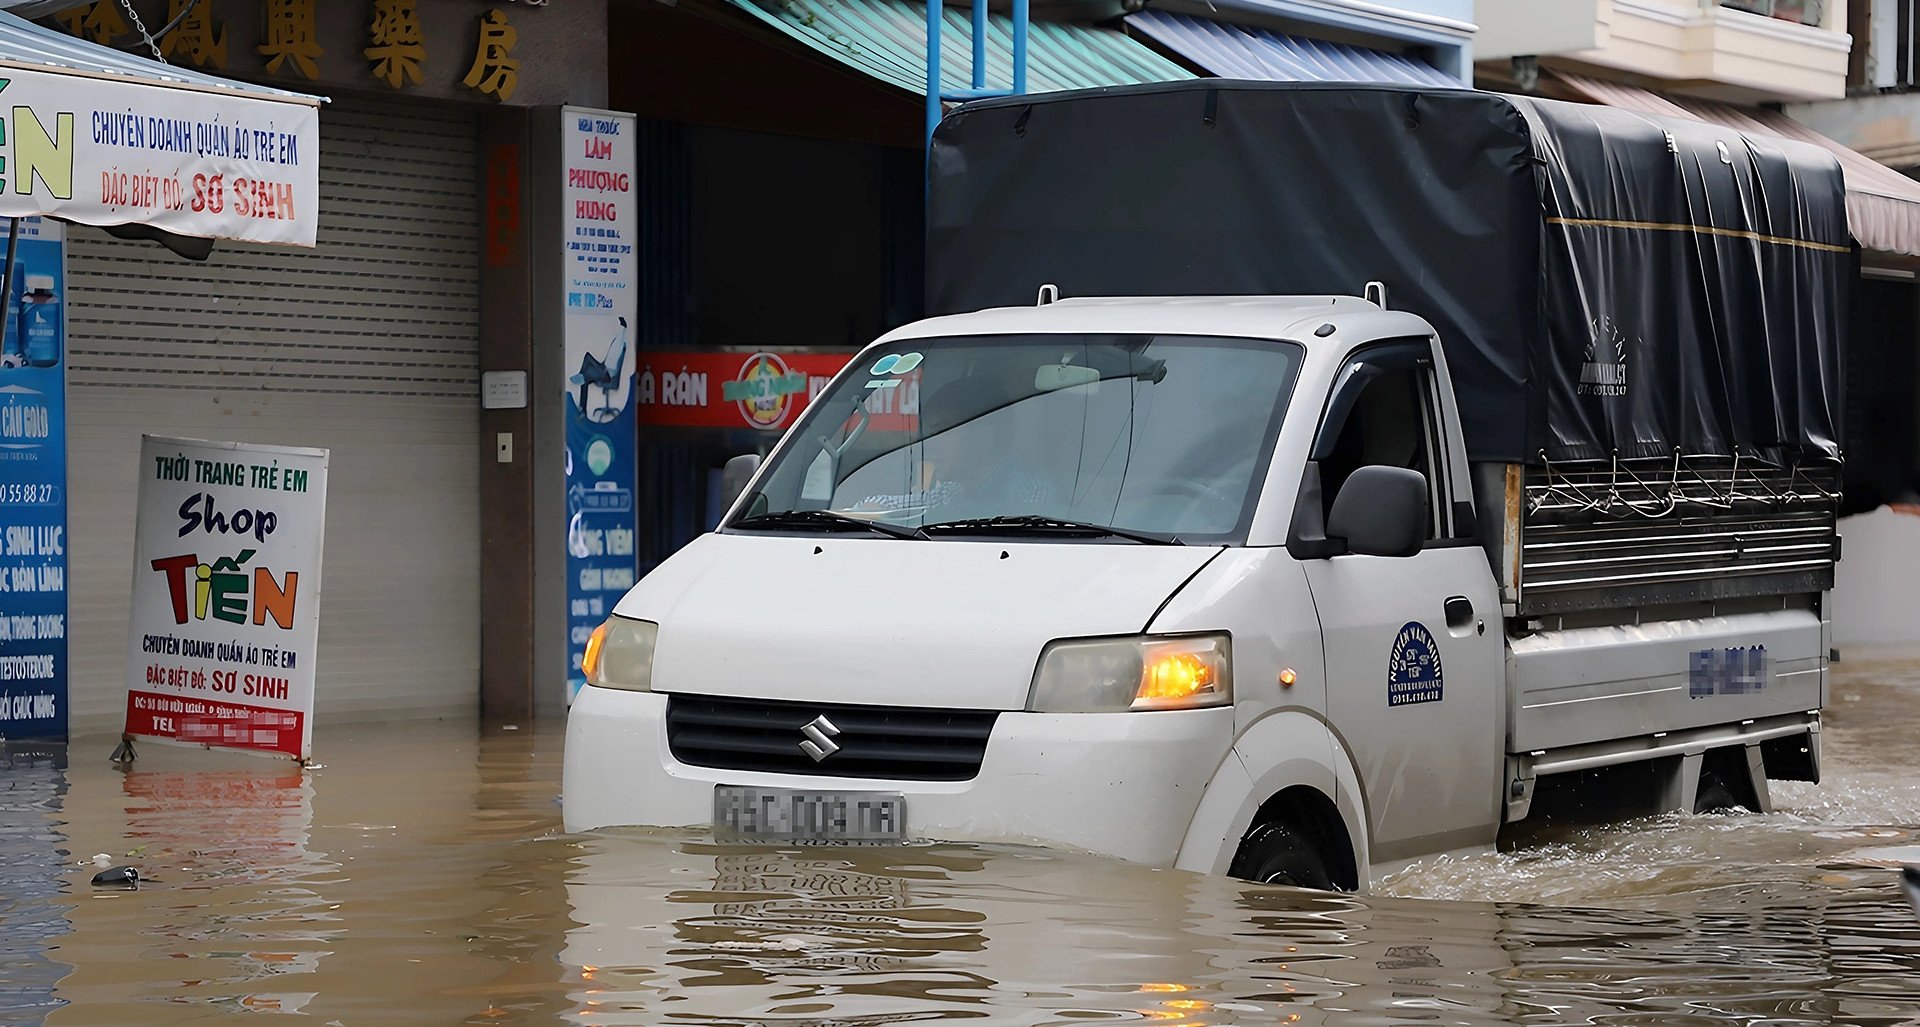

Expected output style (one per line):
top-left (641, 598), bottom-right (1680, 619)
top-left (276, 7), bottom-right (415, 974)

top-left (0, 741), bottom-right (71, 1024)
top-left (0, 664), bottom-right (1913, 1025)
top-left (554, 831), bottom-right (1920, 1026)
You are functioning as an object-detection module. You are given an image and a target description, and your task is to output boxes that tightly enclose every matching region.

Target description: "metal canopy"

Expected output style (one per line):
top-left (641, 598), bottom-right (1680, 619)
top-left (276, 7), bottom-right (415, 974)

top-left (1556, 72), bottom-right (1920, 260)
top-left (721, 0), bottom-right (1193, 98)
top-left (1125, 11), bottom-right (1460, 88)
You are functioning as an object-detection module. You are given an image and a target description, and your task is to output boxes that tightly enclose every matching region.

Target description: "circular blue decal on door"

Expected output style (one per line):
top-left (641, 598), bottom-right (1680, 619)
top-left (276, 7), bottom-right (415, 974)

top-left (1388, 622), bottom-right (1444, 707)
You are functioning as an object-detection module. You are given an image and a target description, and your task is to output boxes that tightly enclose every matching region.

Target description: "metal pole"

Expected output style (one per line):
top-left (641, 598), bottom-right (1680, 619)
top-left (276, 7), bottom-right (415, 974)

top-left (971, 0), bottom-right (986, 90)
top-left (1012, 0), bottom-right (1028, 95)
top-left (0, 218), bottom-right (20, 360)
top-left (926, 0), bottom-right (944, 153)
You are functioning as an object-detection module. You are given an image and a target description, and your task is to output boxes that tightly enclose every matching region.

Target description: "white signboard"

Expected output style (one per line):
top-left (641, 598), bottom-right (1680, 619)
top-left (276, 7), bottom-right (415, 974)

top-left (123, 436), bottom-right (328, 760)
top-left (559, 107), bottom-right (638, 704)
top-left (0, 68), bottom-right (321, 247)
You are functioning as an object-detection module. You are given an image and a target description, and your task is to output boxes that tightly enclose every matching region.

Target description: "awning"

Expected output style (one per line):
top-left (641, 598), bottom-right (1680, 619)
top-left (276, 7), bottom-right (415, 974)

top-left (1125, 10), bottom-right (1460, 88)
top-left (721, 0), bottom-right (1194, 96)
top-left (1556, 72), bottom-right (1920, 259)
top-left (0, 11), bottom-right (324, 247)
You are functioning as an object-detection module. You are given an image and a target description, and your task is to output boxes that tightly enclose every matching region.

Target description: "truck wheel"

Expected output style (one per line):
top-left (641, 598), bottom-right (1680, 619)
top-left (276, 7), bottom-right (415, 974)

top-left (1229, 821), bottom-right (1336, 890)
top-left (1694, 747), bottom-right (1762, 814)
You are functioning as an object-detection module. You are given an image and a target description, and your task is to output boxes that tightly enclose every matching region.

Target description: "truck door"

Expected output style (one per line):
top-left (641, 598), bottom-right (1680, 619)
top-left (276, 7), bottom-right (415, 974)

top-left (1299, 340), bottom-right (1503, 866)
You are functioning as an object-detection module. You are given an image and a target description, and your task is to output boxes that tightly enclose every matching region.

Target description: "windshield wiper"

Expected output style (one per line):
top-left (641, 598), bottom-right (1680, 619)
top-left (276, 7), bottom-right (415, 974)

top-left (731, 509), bottom-right (924, 540)
top-left (920, 515), bottom-right (1184, 546)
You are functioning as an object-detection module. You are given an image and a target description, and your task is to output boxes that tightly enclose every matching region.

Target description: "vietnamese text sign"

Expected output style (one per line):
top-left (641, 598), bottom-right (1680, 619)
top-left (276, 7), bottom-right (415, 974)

top-left (0, 68), bottom-right (320, 246)
top-left (561, 107), bottom-right (637, 703)
top-left (0, 218), bottom-right (68, 740)
top-left (634, 350), bottom-right (856, 431)
top-left (124, 436), bottom-right (328, 759)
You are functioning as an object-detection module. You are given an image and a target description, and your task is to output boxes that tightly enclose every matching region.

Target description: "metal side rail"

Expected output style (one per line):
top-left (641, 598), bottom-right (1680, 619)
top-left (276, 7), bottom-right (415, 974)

top-left (1503, 709), bottom-right (1820, 823)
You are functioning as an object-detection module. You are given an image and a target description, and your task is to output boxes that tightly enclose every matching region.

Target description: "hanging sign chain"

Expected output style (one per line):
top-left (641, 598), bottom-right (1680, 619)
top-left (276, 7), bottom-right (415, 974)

top-left (119, 0), bottom-right (165, 62)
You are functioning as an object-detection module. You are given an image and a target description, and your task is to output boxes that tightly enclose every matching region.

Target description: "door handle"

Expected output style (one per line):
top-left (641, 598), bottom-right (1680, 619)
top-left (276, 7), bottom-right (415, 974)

top-left (1444, 595), bottom-right (1474, 630)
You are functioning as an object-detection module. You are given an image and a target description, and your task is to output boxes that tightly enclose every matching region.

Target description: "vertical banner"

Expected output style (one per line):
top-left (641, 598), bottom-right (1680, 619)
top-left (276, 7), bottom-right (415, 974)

top-left (124, 437), bottom-right (328, 761)
top-left (0, 218), bottom-right (68, 740)
top-left (560, 107), bottom-right (638, 703)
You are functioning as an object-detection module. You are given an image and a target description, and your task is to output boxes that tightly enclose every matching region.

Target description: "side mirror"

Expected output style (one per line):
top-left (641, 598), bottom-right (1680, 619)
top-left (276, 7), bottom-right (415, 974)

top-left (1327, 466), bottom-right (1428, 558)
top-left (720, 453), bottom-right (762, 512)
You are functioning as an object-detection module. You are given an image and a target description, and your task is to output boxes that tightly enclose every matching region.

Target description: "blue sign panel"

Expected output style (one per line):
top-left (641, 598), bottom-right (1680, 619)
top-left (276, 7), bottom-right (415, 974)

top-left (560, 108), bottom-right (638, 702)
top-left (565, 322), bottom-right (637, 701)
top-left (0, 219), bottom-right (67, 739)
top-left (1388, 621), bottom-right (1444, 708)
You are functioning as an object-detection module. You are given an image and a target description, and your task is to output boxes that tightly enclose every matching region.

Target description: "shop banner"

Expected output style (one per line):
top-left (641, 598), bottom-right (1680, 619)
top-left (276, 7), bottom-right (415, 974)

top-left (561, 107), bottom-right (638, 703)
top-left (124, 436), bottom-right (328, 761)
top-left (0, 218), bottom-right (67, 740)
top-left (635, 351), bottom-right (855, 431)
top-left (0, 68), bottom-right (320, 247)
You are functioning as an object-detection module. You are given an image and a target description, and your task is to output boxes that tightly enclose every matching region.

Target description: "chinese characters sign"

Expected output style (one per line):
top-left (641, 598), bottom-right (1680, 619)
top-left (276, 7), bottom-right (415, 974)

top-left (463, 9), bottom-right (520, 101)
top-left (124, 436), bottom-right (329, 760)
top-left (56, 2), bottom-right (530, 101)
top-left (160, 0), bottom-right (228, 68)
top-left (366, 0), bottom-right (427, 89)
top-left (561, 108), bottom-right (636, 703)
top-left (258, 0), bottom-right (323, 80)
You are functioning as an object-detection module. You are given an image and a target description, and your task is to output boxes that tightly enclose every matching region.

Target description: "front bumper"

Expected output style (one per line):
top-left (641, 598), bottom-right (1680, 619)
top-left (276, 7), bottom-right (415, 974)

top-left (561, 684), bottom-right (1235, 866)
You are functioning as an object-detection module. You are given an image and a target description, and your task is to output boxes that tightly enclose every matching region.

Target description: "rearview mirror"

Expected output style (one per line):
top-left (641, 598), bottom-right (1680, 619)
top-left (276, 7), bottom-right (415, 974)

top-left (1035, 364), bottom-right (1101, 392)
top-left (720, 453), bottom-right (762, 512)
top-left (1327, 466), bottom-right (1428, 558)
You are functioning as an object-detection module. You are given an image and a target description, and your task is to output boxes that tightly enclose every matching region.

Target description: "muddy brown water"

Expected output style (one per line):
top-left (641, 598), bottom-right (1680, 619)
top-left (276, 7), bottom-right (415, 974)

top-left (2, 663), bottom-right (1917, 1025)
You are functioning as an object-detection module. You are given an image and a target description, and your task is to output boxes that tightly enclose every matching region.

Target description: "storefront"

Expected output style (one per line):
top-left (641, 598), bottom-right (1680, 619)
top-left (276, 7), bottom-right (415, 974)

top-left (31, 1), bottom-right (608, 728)
top-left (604, 0), bottom-right (1196, 577)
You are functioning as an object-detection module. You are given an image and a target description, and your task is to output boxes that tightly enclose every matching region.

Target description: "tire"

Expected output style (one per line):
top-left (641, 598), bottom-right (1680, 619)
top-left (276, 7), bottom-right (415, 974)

top-left (1228, 821), bottom-right (1337, 890)
top-left (1694, 748), bottom-right (1760, 814)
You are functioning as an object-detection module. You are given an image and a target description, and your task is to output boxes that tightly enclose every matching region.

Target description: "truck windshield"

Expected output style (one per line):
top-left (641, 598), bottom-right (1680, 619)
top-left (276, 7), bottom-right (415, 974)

top-left (735, 333), bottom-right (1304, 544)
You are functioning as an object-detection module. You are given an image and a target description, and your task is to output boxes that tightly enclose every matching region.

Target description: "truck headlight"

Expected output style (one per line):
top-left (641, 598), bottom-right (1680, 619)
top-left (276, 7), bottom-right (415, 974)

top-left (582, 616), bottom-right (658, 692)
top-left (1028, 634), bottom-right (1232, 712)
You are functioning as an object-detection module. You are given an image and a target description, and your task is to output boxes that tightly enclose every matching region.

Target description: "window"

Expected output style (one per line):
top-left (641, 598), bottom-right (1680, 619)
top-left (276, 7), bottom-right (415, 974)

top-left (1315, 350), bottom-right (1451, 542)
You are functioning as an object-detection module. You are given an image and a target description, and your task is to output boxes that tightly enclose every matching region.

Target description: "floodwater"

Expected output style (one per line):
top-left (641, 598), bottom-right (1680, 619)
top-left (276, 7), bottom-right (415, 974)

top-left (1, 664), bottom-right (1916, 1025)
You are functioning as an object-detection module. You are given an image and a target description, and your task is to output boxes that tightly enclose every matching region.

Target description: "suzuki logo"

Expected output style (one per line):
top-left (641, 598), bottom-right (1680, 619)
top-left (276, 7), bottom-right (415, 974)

top-left (799, 715), bottom-right (842, 762)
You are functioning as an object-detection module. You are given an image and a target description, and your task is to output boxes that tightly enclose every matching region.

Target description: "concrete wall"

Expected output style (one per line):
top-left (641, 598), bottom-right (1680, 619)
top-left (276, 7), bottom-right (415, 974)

top-left (1474, 0), bottom-right (1602, 60)
top-left (1789, 91), bottom-right (1920, 169)
top-left (1566, 0), bottom-right (1851, 102)
top-left (1835, 509), bottom-right (1920, 656)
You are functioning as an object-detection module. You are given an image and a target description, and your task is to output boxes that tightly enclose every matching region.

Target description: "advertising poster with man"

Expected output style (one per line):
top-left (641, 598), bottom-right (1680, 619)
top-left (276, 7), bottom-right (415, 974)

top-left (560, 107), bottom-right (639, 703)
top-left (0, 218), bottom-right (68, 740)
top-left (123, 436), bottom-right (328, 761)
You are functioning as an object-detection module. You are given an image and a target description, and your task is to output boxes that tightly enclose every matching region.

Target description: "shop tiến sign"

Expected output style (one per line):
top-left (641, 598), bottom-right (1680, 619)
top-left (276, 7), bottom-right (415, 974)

top-left (123, 436), bottom-right (329, 760)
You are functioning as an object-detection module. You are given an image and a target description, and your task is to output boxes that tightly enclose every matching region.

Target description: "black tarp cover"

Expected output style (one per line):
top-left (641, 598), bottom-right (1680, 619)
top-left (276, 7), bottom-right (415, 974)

top-left (926, 81), bottom-right (1851, 467)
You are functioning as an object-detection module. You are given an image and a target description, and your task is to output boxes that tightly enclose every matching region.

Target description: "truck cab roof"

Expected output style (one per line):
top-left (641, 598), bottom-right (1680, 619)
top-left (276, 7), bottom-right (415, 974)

top-left (876, 295), bottom-right (1440, 351)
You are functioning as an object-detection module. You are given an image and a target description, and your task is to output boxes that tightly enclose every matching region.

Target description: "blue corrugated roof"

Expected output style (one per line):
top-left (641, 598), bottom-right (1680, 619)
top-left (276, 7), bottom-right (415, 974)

top-left (1126, 10), bottom-right (1460, 88)
top-left (723, 0), bottom-right (1194, 96)
top-left (0, 10), bottom-right (321, 103)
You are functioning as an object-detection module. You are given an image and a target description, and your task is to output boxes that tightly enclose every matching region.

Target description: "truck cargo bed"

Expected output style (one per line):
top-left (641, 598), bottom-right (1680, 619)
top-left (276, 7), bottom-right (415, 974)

top-left (1512, 459), bottom-right (1841, 616)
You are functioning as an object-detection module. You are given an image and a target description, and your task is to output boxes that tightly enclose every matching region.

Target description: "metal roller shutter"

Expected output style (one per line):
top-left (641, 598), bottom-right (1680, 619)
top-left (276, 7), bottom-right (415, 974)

top-left (64, 99), bottom-right (481, 726)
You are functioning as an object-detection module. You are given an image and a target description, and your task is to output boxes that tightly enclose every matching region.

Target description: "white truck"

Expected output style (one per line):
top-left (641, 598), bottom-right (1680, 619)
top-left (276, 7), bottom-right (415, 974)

top-left (563, 83), bottom-right (1849, 890)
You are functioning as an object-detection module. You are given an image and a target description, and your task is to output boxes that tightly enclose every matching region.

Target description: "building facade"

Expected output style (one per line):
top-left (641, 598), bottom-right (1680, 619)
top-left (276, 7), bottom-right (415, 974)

top-left (35, 0), bottom-right (610, 728)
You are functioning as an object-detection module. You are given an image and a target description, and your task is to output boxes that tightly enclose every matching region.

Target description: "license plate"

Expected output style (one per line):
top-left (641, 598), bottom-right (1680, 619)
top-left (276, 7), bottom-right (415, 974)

top-left (713, 786), bottom-right (906, 842)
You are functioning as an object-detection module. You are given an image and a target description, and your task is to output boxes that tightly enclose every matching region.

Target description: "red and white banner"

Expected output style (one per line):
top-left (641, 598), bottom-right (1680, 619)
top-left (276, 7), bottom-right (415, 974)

top-left (635, 350), bottom-right (855, 431)
top-left (0, 68), bottom-right (320, 246)
top-left (123, 436), bottom-right (328, 760)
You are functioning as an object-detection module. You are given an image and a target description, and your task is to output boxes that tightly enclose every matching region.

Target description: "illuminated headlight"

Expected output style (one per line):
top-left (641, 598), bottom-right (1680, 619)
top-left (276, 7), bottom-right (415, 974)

top-left (582, 616), bottom-right (658, 692)
top-left (1028, 634), bottom-right (1232, 713)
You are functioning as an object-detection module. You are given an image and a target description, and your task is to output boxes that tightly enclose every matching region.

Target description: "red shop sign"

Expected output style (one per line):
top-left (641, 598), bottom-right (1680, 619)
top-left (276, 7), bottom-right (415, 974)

top-left (636, 351), bottom-right (855, 431)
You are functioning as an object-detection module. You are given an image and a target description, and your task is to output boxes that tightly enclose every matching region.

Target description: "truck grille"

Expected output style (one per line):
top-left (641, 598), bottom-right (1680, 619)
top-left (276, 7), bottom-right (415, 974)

top-left (664, 694), bottom-right (999, 781)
